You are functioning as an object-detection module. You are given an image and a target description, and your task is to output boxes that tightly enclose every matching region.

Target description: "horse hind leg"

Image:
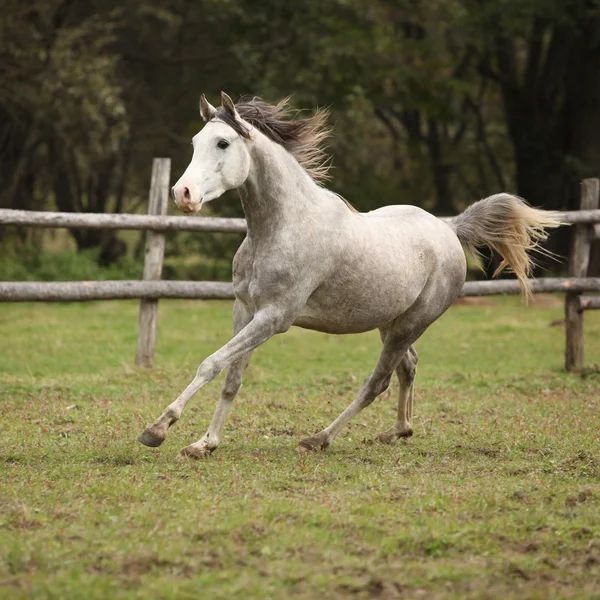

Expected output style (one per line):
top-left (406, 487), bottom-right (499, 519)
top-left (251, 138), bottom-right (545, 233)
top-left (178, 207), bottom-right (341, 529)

top-left (377, 345), bottom-right (418, 444)
top-left (297, 331), bottom-right (409, 452)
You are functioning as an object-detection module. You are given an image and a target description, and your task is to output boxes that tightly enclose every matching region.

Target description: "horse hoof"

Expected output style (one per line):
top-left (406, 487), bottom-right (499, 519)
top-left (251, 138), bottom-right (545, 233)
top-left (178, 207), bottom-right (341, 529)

top-left (376, 427), bottom-right (413, 445)
top-left (376, 431), bottom-right (398, 445)
top-left (296, 435), bottom-right (329, 452)
top-left (138, 428), bottom-right (166, 448)
top-left (177, 445), bottom-right (213, 460)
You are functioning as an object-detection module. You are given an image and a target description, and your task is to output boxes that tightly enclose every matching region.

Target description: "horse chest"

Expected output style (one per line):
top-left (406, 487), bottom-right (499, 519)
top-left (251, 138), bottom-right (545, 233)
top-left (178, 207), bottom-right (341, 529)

top-left (231, 245), bottom-right (305, 308)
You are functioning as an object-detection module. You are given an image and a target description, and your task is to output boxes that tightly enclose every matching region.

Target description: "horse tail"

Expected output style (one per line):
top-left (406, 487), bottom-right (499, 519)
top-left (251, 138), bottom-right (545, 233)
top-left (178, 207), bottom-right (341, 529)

top-left (449, 193), bottom-right (563, 299)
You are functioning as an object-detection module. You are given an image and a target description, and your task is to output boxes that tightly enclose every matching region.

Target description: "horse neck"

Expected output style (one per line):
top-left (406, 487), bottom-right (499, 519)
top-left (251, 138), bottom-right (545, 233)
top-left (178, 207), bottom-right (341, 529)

top-left (238, 136), bottom-right (321, 238)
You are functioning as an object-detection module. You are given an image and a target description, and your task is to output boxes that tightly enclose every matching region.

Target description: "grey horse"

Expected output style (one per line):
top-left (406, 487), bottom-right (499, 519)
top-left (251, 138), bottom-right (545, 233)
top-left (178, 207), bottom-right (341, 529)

top-left (139, 92), bottom-right (561, 459)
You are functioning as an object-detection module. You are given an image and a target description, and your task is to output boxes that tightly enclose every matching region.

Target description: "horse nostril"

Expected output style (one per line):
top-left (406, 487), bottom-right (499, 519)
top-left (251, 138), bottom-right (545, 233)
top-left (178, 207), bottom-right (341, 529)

top-left (183, 187), bottom-right (191, 201)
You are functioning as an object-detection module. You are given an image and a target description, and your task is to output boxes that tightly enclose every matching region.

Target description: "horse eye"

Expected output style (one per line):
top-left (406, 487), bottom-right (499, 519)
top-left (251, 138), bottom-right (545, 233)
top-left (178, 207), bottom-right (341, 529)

top-left (217, 139), bottom-right (229, 150)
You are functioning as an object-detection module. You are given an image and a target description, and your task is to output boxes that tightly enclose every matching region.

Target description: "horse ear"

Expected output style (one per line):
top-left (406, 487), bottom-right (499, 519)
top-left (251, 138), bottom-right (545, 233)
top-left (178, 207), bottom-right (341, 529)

top-left (221, 91), bottom-right (238, 117)
top-left (199, 94), bottom-right (217, 122)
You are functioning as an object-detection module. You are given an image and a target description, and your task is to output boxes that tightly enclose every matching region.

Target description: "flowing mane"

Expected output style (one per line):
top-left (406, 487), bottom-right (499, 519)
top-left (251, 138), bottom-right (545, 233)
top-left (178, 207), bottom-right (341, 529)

top-left (212, 97), bottom-right (332, 184)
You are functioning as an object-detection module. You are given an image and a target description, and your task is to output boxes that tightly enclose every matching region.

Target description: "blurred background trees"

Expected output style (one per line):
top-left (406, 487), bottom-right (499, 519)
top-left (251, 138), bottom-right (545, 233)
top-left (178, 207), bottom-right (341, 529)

top-left (1, 0), bottom-right (599, 279)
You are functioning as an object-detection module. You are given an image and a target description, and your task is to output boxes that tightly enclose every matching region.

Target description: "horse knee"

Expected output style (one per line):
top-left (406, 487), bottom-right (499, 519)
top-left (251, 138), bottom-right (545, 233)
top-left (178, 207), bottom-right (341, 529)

top-left (221, 375), bottom-right (242, 401)
top-left (196, 357), bottom-right (222, 382)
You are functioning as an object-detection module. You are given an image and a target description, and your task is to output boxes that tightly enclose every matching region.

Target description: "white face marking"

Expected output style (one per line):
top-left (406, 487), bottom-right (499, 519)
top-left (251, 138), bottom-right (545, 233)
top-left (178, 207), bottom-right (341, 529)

top-left (171, 120), bottom-right (251, 213)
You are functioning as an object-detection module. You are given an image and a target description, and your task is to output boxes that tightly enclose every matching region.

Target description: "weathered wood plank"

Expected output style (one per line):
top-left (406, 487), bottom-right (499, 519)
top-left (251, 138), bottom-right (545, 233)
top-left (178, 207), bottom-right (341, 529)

top-left (550, 209), bottom-right (600, 224)
top-left (135, 158), bottom-right (170, 368)
top-left (565, 292), bottom-right (584, 370)
top-left (461, 278), bottom-right (600, 297)
top-left (0, 209), bottom-right (247, 233)
top-left (0, 281), bottom-right (235, 302)
top-left (579, 295), bottom-right (600, 311)
top-left (565, 179), bottom-right (599, 371)
top-left (1, 277), bottom-right (599, 302)
top-left (1, 207), bottom-right (600, 234)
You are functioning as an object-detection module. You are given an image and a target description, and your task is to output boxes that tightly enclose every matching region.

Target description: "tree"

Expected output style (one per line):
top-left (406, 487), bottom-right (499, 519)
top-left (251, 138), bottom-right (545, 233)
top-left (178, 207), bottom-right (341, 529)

top-left (470, 0), bottom-right (600, 211)
top-left (3, 0), bottom-right (600, 273)
top-left (0, 0), bottom-right (128, 258)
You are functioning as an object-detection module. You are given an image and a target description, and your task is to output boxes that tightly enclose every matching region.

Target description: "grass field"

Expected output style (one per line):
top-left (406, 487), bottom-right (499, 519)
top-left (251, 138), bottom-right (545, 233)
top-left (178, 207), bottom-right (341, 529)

top-left (1, 296), bottom-right (600, 599)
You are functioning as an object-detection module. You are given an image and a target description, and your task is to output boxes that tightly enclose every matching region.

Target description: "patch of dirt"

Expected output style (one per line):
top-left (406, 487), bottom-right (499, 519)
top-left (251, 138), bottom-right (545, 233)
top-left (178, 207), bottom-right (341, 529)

top-left (5, 518), bottom-right (43, 531)
top-left (477, 447), bottom-right (501, 457)
top-left (337, 576), bottom-right (409, 598)
top-left (565, 488), bottom-right (596, 507)
top-left (559, 452), bottom-right (599, 477)
top-left (572, 527), bottom-right (594, 540)
top-left (508, 491), bottom-right (530, 503)
top-left (507, 563), bottom-right (531, 580)
top-left (506, 468), bottom-right (534, 476)
top-left (549, 318), bottom-right (565, 327)
top-left (91, 549), bottom-right (221, 584)
top-left (269, 426), bottom-right (295, 436)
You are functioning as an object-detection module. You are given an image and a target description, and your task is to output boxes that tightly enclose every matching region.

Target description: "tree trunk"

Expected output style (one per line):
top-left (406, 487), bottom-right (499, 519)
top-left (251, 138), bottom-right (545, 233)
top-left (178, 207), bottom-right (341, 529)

top-left (53, 155), bottom-right (127, 265)
top-left (491, 17), bottom-right (600, 274)
top-left (426, 118), bottom-right (455, 215)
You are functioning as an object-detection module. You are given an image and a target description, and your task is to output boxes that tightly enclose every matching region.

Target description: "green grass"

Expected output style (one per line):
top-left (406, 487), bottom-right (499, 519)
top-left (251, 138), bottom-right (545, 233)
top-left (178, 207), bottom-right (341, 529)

top-left (1, 296), bottom-right (599, 599)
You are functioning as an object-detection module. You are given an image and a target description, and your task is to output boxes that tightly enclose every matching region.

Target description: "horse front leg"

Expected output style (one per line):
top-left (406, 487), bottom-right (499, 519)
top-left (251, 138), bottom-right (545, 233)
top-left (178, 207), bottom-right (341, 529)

top-left (138, 305), bottom-right (291, 453)
top-left (178, 300), bottom-right (254, 459)
top-left (177, 350), bottom-right (253, 459)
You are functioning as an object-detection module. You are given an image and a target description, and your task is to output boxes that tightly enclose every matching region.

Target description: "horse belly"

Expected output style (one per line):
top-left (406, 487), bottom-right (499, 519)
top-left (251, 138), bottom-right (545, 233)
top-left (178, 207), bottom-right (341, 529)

top-left (294, 216), bottom-right (465, 335)
top-left (294, 267), bottom-right (427, 334)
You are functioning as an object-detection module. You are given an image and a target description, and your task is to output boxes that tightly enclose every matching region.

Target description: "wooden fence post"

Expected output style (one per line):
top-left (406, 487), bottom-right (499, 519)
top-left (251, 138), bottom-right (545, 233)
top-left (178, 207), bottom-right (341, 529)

top-left (565, 178), bottom-right (599, 371)
top-left (135, 158), bottom-right (171, 367)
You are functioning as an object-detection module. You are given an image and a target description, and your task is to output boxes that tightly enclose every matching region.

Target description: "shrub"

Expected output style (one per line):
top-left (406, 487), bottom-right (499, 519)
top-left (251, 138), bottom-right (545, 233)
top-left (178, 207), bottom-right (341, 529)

top-left (0, 245), bottom-right (142, 282)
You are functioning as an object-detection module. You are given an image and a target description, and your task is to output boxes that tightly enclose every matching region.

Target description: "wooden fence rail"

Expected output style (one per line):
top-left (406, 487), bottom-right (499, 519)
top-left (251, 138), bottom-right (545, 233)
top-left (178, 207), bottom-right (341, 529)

top-left (1, 278), bottom-right (599, 303)
top-left (0, 209), bottom-right (247, 233)
top-left (0, 281), bottom-right (235, 302)
top-left (579, 295), bottom-right (600, 310)
top-left (1, 159), bottom-right (599, 371)
top-left (2, 207), bottom-right (600, 232)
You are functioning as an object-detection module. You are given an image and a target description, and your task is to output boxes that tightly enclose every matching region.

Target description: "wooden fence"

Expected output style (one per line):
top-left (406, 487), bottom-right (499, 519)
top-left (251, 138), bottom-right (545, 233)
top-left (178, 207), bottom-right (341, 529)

top-left (1, 158), bottom-right (599, 370)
